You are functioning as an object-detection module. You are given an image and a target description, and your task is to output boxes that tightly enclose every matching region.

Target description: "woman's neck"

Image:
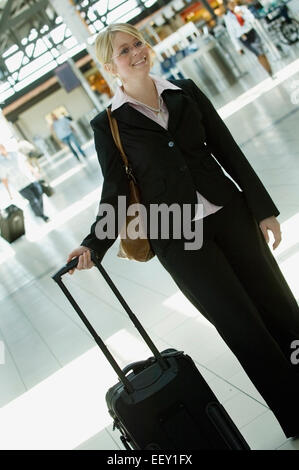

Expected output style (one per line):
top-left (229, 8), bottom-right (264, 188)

top-left (122, 75), bottom-right (159, 108)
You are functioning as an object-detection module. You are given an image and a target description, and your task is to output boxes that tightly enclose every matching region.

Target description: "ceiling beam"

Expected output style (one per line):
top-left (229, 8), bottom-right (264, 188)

top-left (0, 0), bottom-right (14, 36)
top-left (0, 0), bottom-right (49, 36)
top-left (2, 53), bottom-right (92, 118)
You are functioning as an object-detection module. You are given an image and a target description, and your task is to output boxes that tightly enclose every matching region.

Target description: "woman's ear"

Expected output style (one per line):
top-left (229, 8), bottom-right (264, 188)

top-left (104, 62), bottom-right (117, 77)
top-left (104, 63), bottom-right (112, 74)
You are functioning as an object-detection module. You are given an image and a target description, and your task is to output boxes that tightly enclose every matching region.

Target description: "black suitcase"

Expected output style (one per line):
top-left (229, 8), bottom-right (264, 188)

top-left (0, 204), bottom-right (25, 243)
top-left (53, 254), bottom-right (250, 451)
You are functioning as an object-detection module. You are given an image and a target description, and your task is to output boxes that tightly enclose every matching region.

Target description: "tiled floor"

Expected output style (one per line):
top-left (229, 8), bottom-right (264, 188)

top-left (0, 41), bottom-right (299, 450)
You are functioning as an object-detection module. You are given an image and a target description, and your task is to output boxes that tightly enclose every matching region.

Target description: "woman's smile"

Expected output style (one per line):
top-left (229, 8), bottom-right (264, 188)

top-left (132, 56), bottom-right (147, 67)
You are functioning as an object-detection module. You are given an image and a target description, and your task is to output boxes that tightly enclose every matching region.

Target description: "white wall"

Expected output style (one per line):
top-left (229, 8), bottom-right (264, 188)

top-left (15, 85), bottom-right (95, 141)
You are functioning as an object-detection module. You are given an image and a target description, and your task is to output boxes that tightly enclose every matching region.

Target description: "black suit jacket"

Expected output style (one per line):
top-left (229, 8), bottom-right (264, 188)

top-left (81, 78), bottom-right (279, 261)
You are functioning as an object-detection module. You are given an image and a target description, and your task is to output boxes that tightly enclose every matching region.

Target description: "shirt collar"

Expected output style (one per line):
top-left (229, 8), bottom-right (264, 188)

top-left (110, 74), bottom-right (181, 112)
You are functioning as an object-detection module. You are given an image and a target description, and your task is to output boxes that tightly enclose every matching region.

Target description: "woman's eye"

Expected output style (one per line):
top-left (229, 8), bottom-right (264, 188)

top-left (120, 47), bottom-right (129, 55)
top-left (135, 41), bottom-right (143, 48)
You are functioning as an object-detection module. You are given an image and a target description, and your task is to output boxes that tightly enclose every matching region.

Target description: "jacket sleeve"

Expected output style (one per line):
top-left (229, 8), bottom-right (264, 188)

top-left (81, 117), bottom-right (130, 262)
top-left (187, 79), bottom-right (279, 223)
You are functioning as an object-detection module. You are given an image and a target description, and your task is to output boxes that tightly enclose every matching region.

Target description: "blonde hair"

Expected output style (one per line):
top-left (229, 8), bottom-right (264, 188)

top-left (95, 23), bottom-right (153, 65)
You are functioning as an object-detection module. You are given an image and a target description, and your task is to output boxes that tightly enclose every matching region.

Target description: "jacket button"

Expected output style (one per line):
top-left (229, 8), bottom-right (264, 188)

top-left (168, 141), bottom-right (174, 147)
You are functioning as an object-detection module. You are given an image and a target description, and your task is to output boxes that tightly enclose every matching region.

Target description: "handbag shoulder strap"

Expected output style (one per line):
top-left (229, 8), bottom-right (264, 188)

top-left (106, 107), bottom-right (129, 168)
top-left (106, 107), bottom-right (137, 183)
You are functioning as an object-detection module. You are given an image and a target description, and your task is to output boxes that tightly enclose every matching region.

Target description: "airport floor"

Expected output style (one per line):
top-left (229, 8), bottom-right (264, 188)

top-left (0, 46), bottom-right (299, 450)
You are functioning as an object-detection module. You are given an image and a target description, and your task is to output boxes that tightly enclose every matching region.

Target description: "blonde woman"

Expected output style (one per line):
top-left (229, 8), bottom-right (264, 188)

top-left (67, 23), bottom-right (299, 439)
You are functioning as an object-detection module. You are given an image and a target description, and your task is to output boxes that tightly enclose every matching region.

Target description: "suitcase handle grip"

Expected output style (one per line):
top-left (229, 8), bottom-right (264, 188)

top-left (52, 257), bottom-right (79, 280)
top-left (123, 358), bottom-right (154, 376)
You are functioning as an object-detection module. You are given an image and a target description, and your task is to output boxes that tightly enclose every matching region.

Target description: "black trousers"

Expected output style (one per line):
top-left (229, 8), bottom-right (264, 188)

top-left (19, 182), bottom-right (44, 218)
top-left (157, 191), bottom-right (299, 438)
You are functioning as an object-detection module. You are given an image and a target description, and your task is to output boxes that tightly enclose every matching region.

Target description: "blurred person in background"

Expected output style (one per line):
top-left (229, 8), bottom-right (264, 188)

top-left (17, 138), bottom-right (42, 173)
top-left (224, 0), bottom-right (274, 77)
top-left (51, 113), bottom-right (87, 161)
top-left (0, 144), bottom-right (49, 222)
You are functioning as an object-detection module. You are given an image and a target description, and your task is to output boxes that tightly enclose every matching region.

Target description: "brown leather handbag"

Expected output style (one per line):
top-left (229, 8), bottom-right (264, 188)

top-left (106, 108), bottom-right (155, 262)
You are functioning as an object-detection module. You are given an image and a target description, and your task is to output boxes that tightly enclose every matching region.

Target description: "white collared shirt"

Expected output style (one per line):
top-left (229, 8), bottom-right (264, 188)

top-left (111, 74), bottom-right (180, 130)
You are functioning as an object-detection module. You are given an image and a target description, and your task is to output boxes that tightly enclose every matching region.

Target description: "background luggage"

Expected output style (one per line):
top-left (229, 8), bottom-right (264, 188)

top-left (0, 204), bottom-right (25, 243)
top-left (53, 255), bottom-right (250, 451)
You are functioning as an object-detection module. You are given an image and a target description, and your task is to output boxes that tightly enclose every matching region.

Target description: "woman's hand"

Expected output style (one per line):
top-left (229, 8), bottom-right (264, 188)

top-left (67, 246), bottom-right (94, 274)
top-left (259, 216), bottom-right (282, 250)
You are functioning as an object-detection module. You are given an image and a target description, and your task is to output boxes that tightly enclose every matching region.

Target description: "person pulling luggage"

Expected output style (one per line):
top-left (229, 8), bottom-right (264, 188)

top-left (0, 144), bottom-right (49, 222)
top-left (66, 23), bottom-right (299, 440)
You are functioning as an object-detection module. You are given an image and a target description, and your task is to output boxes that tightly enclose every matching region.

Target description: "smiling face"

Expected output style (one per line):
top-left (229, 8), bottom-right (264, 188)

top-left (105, 31), bottom-right (151, 84)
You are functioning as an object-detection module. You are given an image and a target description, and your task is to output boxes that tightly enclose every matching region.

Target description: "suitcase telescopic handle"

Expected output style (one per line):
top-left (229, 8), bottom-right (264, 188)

top-left (52, 253), bottom-right (168, 393)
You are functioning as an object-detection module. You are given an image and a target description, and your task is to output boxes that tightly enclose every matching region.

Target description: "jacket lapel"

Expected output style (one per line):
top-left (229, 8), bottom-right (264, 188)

top-left (161, 87), bottom-right (186, 135)
top-left (111, 103), bottom-right (161, 132)
top-left (111, 86), bottom-right (187, 134)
